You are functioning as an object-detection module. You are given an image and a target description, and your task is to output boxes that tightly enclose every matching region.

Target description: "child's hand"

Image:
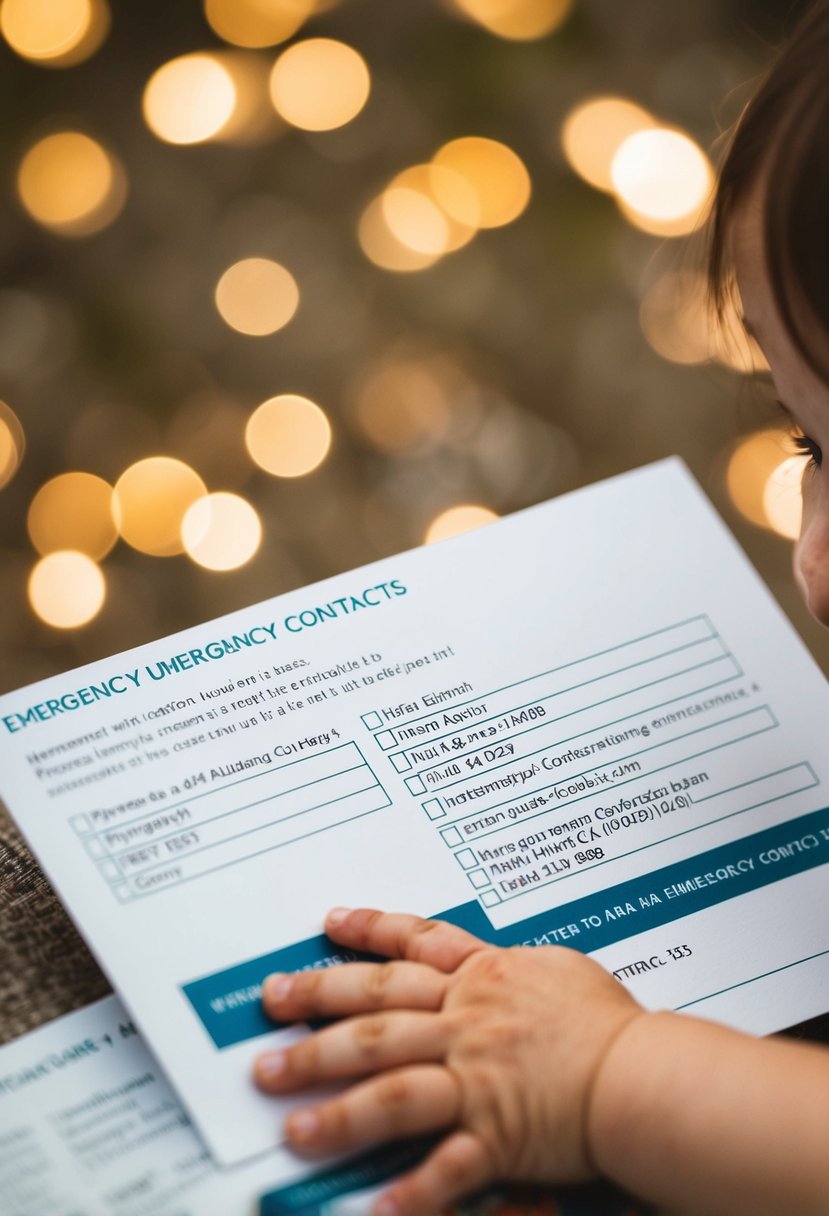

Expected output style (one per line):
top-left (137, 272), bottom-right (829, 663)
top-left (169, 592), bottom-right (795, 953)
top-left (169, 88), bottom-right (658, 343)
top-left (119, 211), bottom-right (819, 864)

top-left (254, 908), bottom-right (645, 1215)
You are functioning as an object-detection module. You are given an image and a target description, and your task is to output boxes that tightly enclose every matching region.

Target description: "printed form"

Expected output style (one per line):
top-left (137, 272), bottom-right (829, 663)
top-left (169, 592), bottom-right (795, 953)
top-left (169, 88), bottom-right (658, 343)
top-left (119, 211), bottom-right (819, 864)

top-left (0, 996), bottom-right (299, 1216)
top-left (3, 459), bottom-right (829, 1166)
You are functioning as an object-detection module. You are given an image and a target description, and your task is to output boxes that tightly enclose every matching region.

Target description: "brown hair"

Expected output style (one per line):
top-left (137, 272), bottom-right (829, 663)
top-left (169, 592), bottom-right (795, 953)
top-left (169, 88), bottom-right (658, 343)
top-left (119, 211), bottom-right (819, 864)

top-left (709, 0), bottom-right (829, 381)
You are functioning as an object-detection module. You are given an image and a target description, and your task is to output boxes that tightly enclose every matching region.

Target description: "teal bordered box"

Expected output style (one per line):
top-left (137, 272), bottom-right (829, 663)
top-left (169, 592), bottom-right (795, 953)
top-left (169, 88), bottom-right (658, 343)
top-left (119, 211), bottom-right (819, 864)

top-left (361, 711), bottom-right (383, 730)
top-left (467, 868), bottom-right (490, 890)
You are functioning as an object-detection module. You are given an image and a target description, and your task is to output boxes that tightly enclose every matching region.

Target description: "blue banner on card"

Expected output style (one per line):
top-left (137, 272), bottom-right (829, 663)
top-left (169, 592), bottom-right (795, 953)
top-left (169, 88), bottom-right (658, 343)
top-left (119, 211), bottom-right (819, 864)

top-left (183, 805), bottom-right (829, 1049)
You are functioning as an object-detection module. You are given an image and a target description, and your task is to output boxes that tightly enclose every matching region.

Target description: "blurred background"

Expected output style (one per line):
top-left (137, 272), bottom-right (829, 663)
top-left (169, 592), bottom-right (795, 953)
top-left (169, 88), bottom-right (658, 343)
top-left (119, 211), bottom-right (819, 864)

top-left (0, 0), bottom-right (821, 697)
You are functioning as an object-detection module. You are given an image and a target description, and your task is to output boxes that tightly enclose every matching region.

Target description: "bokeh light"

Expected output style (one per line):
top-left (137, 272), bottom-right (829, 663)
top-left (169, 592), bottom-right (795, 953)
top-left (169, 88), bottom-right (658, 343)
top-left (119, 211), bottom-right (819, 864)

top-left (17, 132), bottom-right (126, 236)
top-left (611, 128), bottom-right (713, 236)
top-left (269, 38), bottom-right (371, 131)
top-left (710, 283), bottom-right (770, 374)
top-left (726, 429), bottom-right (792, 530)
top-left (204, 0), bottom-right (314, 48)
top-left (358, 197), bottom-right (443, 273)
top-left (383, 165), bottom-right (479, 255)
top-left (0, 0), bottom-right (109, 66)
top-left (425, 504), bottom-right (499, 544)
top-left (28, 551), bottom-right (106, 628)
top-left (352, 358), bottom-right (453, 454)
top-left (640, 270), bottom-right (769, 374)
top-left (246, 394), bottom-right (332, 477)
top-left (450, 0), bottom-right (572, 41)
top-left (28, 472), bottom-right (117, 559)
top-left (382, 187), bottom-right (449, 257)
top-left (215, 257), bottom-right (299, 335)
top-left (561, 97), bottom-right (655, 192)
top-left (182, 492), bottom-right (262, 570)
top-left (0, 400), bottom-right (25, 491)
top-left (432, 137), bottom-right (530, 228)
top-left (113, 457), bottom-right (207, 556)
top-left (763, 456), bottom-right (803, 541)
top-left (639, 271), bottom-right (711, 366)
top-left (143, 53), bottom-right (237, 145)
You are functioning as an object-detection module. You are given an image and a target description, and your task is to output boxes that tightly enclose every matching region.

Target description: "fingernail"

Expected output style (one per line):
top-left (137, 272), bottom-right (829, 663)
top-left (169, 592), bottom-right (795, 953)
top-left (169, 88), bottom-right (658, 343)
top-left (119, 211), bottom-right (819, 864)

top-left (287, 1108), bottom-right (320, 1141)
top-left (374, 1197), bottom-right (399, 1216)
top-left (327, 907), bottom-right (351, 927)
top-left (264, 974), bottom-right (293, 1004)
top-left (256, 1051), bottom-right (286, 1083)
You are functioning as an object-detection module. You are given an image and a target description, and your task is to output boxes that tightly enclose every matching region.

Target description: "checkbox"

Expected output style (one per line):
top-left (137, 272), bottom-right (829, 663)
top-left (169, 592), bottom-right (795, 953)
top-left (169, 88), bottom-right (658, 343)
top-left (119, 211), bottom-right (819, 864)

top-left (71, 814), bottom-right (92, 835)
top-left (85, 838), bottom-right (106, 859)
top-left (375, 730), bottom-right (396, 751)
top-left (481, 889), bottom-right (502, 907)
top-left (405, 775), bottom-right (426, 795)
top-left (455, 849), bottom-right (476, 871)
top-left (422, 799), bottom-right (445, 821)
top-left (441, 827), bottom-right (463, 847)
top-left (391, 753), bottom-right (412, 773)
top-left (112, 883), bottom-right (132, 903)
top-left (361, 711), bottom-right (383, 730)
top-left (467, 869), bottom-right (490, 890)
top-left (98, 859), bottom-right (121, 882)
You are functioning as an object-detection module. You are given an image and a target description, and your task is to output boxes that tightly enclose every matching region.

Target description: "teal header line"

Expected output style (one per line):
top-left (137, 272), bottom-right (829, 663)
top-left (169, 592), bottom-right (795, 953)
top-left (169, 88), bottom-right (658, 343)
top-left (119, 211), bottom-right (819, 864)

top-left (1, 580), bottom-right (407, 734)
top-left (183, 803), bottom-right (829, 1049)
top-left (257, 1137), bottom-right (635, 1215)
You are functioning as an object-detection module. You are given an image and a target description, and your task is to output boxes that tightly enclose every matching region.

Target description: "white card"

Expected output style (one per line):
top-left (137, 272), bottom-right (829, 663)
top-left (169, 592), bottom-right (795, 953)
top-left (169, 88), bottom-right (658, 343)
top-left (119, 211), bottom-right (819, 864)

top-left (0, 994), bottom-right (302, 1215)
top-left (3, 459), bottom-right (829, 1165)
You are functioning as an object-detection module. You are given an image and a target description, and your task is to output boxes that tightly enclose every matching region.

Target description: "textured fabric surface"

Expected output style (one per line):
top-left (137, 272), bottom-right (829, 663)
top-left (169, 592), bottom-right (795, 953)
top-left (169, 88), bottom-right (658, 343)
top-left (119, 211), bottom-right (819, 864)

top-left (0, 802), bottom-right (110, 1045)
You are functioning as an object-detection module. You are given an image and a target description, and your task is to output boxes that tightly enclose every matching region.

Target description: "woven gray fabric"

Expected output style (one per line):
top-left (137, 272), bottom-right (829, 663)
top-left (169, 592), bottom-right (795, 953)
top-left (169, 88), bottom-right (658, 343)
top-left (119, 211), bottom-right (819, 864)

top-left (0, 802), bottom-right (109, 1044)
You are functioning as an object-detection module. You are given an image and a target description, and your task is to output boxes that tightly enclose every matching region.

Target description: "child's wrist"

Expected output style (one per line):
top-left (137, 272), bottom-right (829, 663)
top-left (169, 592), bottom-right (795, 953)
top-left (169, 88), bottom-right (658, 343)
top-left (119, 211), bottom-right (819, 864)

top-left (583, 1007), bottom-right (662, 1181)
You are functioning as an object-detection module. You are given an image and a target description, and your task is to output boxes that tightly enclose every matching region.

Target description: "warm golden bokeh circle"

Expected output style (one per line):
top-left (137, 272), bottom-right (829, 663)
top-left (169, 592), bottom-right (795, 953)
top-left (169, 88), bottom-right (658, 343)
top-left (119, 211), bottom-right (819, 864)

top-left (425, 504), bottom-right (499, 544)
top-left (432, 137), bottom-right (531, 228)
top-left (215, 257), bottom-right (299, 335)
top-left (0, 400), bottom-right (25, 491)
top-left (112, 457), bottom-right (207, 556)
top-left (381, 187), bottom-right (449, 257)
top-left (358, 197), bottom-right (442, 273)
top-left (354, 359), bottom-right (452, 454)
top-left (451, 0), bottom-right (572, 41)
top-left (382, 164), bottom-right (479, 256)
top-left (726, 430), bottom-right (794, 531)
top-left (17, 132), bottom-right (126, 236)
top-left (611, 128), bottom-right (713, 236)
top-left (1, 0), bottom-right (110, 66)
top-left (269, 38), bottom-right (370, 131)
top-left (28, 472), bottom-right (117, 559)
top-left (762, 456), bottom-right (804, 541)
top-left (246, 394), bottom-right (332, 477)
top-left (561, 96), bottom-right (655, 192)
top-left (182, 492), bottom-right (263, 570)
top-left (143, 53), bottom-right (237, 144)
top-left (640, 271), bottom-right (769, 374)
top-left (204, 0), bottom-right (314, 49)
top-left (28, 550), bottom-right (106, 628)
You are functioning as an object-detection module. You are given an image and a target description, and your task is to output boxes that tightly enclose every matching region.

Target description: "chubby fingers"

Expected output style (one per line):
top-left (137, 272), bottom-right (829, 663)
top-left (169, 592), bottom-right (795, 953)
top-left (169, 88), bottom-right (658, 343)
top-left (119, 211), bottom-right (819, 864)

top-left (281, 1064), bottom-right (461, 1158)
top-left (262, 959), bottom-right (447, 1023)
top-left (375, 1131), bottom-right (491, 1216)
top-left (324, 907), bottom-right (486, 972)
top-left (255, 1009), bottom-right (449, 1091)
